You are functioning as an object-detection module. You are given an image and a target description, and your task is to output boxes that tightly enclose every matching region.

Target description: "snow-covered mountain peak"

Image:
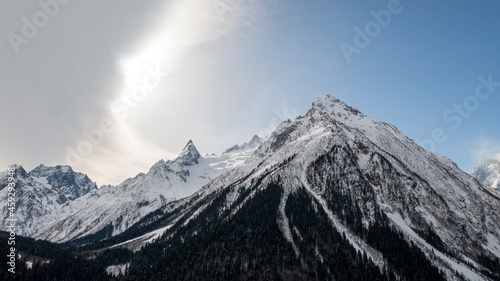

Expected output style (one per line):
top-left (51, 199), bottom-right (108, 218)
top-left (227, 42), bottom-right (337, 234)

top-left (9, 164), bottom-right (28, 177)
top-left (248, 135), bottom-right (263, 147)
top-left (311, 94), bottom-right (365, 124)
top-left (27, 164), bottom-right (97, 199)
top-left (314, 93), bottom-right (341, 105)
top-left (224, 135), bottom-right (263, 154)
top-left (0, 164), bottom-right (26, 190)
top-left (30, 164), bottom-right (73, 176)
top-left (0, 163), bottom-right (97, 236)
top-left (174, 139), bottom-right (201, 166)
top-left (471, 158), bottom-right (500, 189)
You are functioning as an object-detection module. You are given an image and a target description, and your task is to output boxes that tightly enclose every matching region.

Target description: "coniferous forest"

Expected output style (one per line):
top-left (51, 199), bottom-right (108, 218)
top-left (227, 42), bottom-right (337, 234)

top-left (1, 179), bottom-right (453, 280)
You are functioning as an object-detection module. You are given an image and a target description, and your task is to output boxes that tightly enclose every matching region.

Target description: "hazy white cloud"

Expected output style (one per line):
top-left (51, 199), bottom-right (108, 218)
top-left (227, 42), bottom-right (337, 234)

top-left (470, 136), bottom-right (500, 164)
top-left (0, 0), bottom-right (279, 185)
top-left (77, 0), bottom-right (275, 186)
top-left (0, 1), bottom-right (168, 174)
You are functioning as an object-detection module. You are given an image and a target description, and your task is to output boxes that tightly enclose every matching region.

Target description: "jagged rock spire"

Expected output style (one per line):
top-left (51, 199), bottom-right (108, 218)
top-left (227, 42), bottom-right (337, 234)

top-left (176, 140), bottom-right (201, 165)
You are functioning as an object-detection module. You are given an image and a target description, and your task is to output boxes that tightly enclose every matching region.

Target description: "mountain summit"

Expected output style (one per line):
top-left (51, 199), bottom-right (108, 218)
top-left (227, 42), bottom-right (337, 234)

top-left (176, 139), bottom-right (201, 166)
top-left (123, 95), bottom-right (500, 280)
top-left (224, 135), bottom-right (263, 154)
top-left (312, 94), bottom-right (364, 117)
top-left (0, 165), bottom-right (96, 236)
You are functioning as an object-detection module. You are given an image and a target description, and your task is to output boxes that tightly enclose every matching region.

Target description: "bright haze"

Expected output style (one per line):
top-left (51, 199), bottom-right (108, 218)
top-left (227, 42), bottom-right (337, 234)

top-left (1, 0), bottom-right (499, 186)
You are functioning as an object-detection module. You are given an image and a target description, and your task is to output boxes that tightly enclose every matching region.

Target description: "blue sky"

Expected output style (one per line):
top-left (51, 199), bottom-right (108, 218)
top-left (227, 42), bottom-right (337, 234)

top-left (253, 0), bottom-right (500, 172)
top-left (1, 0), bottom-right (499, 185)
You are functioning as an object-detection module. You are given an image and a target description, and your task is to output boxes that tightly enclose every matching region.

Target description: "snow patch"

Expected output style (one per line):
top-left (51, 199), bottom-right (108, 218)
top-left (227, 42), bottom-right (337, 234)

top-left (106, 263), bottom-right (129, 277)
top-left (483, 233), bottom-right (500, 258)
top-left (387, 213), bottom-right (485, 281)
top-left (277, 188), bottom-right (299, 257)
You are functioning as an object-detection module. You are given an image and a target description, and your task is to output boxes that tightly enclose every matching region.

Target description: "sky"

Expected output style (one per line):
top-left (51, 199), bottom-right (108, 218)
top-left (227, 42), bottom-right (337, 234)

top-left (1, 0), bottom-right (499, 186)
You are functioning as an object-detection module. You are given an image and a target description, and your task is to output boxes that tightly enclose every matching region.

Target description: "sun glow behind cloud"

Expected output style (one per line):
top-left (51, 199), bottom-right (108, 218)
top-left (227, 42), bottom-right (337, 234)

top-left (74, 0), bottom-right (264, 186)
top-left (118, 0), bottom-right (249, 89)
top-left (112, 0), bottom-right (239, 145)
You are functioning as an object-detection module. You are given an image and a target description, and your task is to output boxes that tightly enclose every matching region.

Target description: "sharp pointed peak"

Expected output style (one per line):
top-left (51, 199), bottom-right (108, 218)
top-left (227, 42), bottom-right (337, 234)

top-left (250, 134), bottom-right (262, 141)
top-left (185, 139), bottom-right (195, 147)
top-left (177, 139), bottom-right (201, 165)
top-left (182, 139), bottom-right (199, 153)
top-left (29, 164), bottom-right (48, 173)
top-left (248, 135), bottom-right (263, 146)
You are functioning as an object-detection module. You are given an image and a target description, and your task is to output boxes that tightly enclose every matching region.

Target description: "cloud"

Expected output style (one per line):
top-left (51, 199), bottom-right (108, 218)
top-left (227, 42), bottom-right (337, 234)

top-left (82, 0), bottom-right (272, 185)
top-left (0, 1), bottom-right (169, 174)
top-left (470, 136), bottom-right (500, 163)
top-left (62, 0), bottom-right (273, 185)
top-left (0, 0), bottom-right (279, 185)
top-left (71, 121), bottom-right (175, 186)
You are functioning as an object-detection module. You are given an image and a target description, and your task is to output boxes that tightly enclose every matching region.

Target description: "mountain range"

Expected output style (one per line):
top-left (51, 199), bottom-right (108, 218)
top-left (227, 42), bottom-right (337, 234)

top-left (1, 95), bottom-right (499, 281)
top-left (0, 136), bottom-right (263, 243)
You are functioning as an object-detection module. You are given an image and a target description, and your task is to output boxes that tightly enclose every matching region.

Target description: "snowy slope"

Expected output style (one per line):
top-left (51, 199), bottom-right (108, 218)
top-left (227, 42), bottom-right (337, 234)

top-left (126, 95), bottom-right (500, 280)
top-left (30, 138), bottom-right (261, 243)
top-left (471, 159), bottom-right (500, 190)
